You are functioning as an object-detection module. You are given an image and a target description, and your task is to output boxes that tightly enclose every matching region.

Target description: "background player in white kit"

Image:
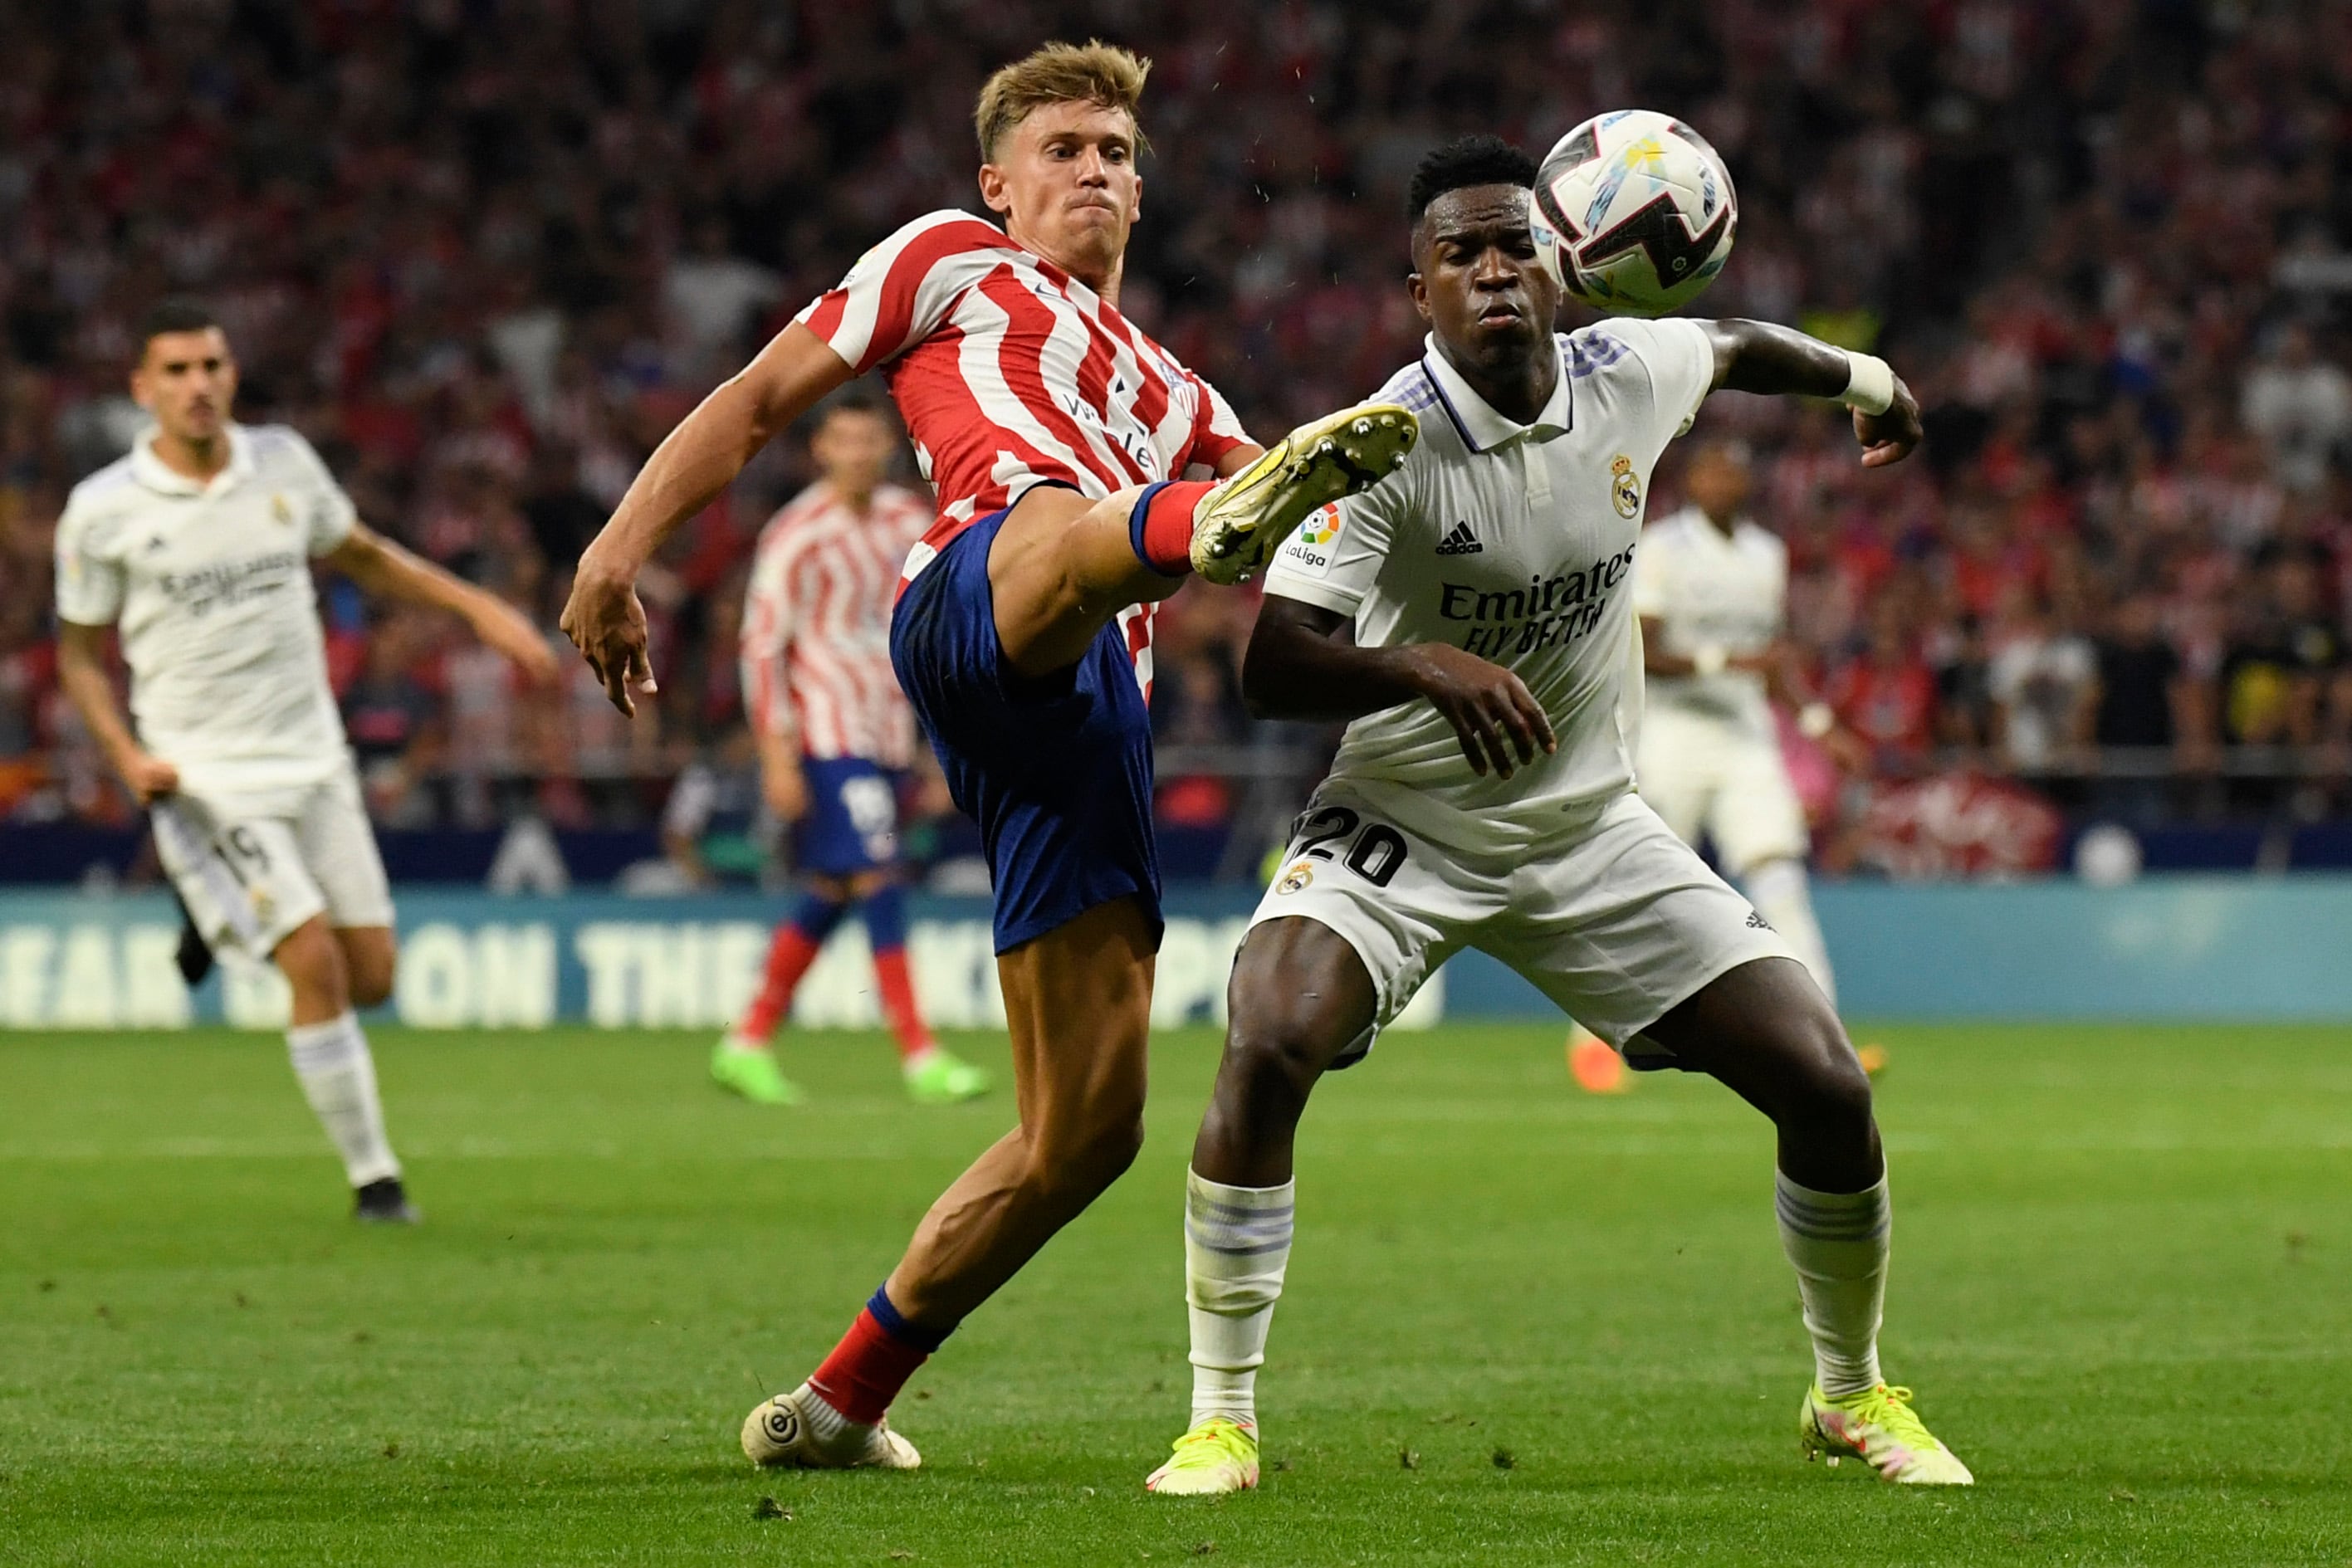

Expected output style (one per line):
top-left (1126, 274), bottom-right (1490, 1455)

top-left (713, 390), bottom-right (990, 1107)
top-left (55, 300), bottom-right (558, 1222)
top-left (1147, 139), bottom-right (1971, 1495)
top-left (1633, 438), bottom-right (1859, 1005)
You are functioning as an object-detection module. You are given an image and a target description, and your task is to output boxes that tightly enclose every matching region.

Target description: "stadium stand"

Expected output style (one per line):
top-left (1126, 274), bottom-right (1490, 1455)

top-left (2, 2), bottom-right (2350, 877)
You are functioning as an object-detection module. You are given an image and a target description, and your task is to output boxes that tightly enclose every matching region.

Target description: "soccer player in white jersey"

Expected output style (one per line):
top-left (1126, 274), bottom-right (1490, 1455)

top-left (55, 300), bottom-right (559, 1223)
top-left (714, 390), bottom-right (990, 1107)
top-left (1146, 139), bottom-right (1971, 1494)
top-left (1634, 438), bottom-right (1856, 1002)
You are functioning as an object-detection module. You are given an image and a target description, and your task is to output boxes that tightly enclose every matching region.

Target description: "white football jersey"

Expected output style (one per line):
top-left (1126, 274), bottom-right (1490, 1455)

top-left (1263, 318), bottom-right (1715, 853)
top-left (1631, 505), bottom-right (1787, 740)
top-left (56, 424), bottom-right (358, 799)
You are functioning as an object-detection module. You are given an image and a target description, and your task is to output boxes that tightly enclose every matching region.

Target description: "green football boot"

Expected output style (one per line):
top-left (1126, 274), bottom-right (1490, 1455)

top-left (903, 1047), bottom-right (991, 1106)
top-left (711, 1038), bottom-right (804, 1106)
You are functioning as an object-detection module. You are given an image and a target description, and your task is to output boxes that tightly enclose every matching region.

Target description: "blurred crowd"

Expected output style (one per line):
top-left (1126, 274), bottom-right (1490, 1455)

top-left (4, 0), bottom-right (2352, 857)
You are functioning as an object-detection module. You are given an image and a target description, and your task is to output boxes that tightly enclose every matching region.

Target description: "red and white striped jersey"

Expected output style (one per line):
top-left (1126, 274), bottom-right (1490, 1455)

top-left (793, 210), bottom-right (1255, 692)
top-left (739, 480), bottom-right (931, 765)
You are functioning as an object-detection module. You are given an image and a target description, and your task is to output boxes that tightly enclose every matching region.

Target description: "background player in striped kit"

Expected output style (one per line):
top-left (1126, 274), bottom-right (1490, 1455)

top-left (714, 390), bottom-right (989, 1106)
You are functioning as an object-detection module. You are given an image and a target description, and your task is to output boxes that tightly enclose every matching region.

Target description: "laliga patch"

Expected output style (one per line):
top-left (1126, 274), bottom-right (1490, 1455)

top-left (1610, 454), bottom-right (1641, 519)
top-left (1277, 503), bottom-right (1343, 577)
top-left (1274, 860), bottom-right (1314, 895)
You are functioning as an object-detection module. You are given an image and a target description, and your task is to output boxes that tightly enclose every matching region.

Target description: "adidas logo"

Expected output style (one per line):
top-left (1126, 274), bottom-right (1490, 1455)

top-left (1434, 520), bottom-right (1482, 555)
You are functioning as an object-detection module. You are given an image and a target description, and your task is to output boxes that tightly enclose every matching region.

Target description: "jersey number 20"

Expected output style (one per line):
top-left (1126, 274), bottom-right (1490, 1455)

top-left (1291, 806), bottom-right (1407, 888)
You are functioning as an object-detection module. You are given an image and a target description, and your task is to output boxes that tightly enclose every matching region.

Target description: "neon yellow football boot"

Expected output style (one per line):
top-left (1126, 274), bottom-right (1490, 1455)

top-left (1190, 404), bottom-right (1417, 584)
top-left (1144, 1416), bottom-right (1260, 1496)
top-left (1801, 1382), bottom-right (1974, 1485)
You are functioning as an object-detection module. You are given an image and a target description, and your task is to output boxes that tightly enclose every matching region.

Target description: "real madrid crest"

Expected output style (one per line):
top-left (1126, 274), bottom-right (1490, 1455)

top-left (1274, 860), bottom-right (1314, 896)
top-left (271, 494), bottom-right (293, 525)
top-left (1609, 454), bottom-right (1641, 520)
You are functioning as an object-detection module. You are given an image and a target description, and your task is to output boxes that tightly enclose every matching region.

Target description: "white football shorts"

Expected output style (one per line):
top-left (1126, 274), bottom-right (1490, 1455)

top-left (1249, 780), bottom-right (1797, 1064)
top-left (151, 762), bottom-right (394, 959)
top-left (1634, 705), bottom-right (1810, 876)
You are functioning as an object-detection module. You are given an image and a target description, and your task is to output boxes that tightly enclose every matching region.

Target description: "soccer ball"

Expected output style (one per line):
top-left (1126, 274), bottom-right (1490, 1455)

top-left (1529, 110), bottom-right (1737, 317)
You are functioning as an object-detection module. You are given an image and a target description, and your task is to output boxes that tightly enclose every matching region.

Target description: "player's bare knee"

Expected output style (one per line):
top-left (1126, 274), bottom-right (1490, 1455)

top-left (272, 921), bottom-right (350, 1013)
top-left (1221, 1015), bottom-right (1340, 1105)
top-left (331, 927), bottom-right (396, 1009)
top-left (1093, 1107), bottom-right (1148, 1183)
top-left (1224, 926), bottom-right (1372, 1096)
top-left (1027, 1099), bottom-right (1146, 1203)
top-left (1782, 1013), bottom-right (1872, 1135)
top-left (346, 955), bottom-right (394, 1009)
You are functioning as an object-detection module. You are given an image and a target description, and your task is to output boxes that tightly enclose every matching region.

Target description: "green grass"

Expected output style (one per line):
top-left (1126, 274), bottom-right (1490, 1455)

top-left (2, 1022), bottom-right (2350, 1566)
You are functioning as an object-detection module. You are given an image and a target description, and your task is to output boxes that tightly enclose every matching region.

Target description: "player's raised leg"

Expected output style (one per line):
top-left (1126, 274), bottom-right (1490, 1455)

top-left (744, 896), bottom-right (1156, 1468)
top-left (1145, 917), bottom-right (1379, 1495)
top-left (1640, 958), bottom-right (1969, 1484)
top-left (980, 402), bottom-right (1417, 681)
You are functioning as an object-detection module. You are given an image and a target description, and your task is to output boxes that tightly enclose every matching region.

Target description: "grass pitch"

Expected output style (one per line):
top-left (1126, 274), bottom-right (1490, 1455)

top-left (2, 1021), bottom-right (2348, 1566)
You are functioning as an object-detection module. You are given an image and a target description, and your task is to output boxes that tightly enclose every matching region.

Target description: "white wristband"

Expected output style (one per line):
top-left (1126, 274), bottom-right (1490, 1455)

top-left (1840, 351), bottom-right (1895, 417)
top-left (1692, 643), bottom-right (1728, 677)
top-left (1798, 701), bottom-right (1835, 739)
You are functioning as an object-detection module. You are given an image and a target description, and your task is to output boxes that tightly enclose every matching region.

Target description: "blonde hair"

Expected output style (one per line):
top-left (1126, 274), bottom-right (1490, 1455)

top-left (974, 40), bottom-right (1151, 162)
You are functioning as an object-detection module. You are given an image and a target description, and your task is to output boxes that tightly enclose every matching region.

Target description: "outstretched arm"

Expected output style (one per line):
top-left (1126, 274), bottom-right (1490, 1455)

top-left (1696, 318), bottom-right (1924, 468)
top-left (1242, 594), bottom-right (1557, 779)
top-left (563, 323), bottom-right (855, 714)
top-left (325, 523), bottom-right (560, 685)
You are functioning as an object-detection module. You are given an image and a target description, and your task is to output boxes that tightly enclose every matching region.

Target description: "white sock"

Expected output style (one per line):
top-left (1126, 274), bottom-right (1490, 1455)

top-left (1184, 1168), bottom-right (1293, 1429)
top-left (1747, 858), bottom-right (1836, 1007)
top-left (286, 1011), bottom-right (400, 1187)
top-left (795, 1380), bottom-right (860, 1442)
top-left (1774, 1170), bottom-right (1888, 1398)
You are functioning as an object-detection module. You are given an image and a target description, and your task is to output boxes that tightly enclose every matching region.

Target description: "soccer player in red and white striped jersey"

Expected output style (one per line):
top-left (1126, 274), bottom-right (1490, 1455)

top-left (563, 41), bottom-right (1416, 1473)
top-left (713, 393), bottom-right (990, 1108)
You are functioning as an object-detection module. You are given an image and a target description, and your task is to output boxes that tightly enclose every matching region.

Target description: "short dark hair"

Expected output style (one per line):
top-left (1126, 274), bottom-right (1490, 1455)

top-left (815, 384), bottom-right (890, 425)
top-left (135, 298), bottom-right (222, 357)
top-left (1406, 134), bottom-right (1538, 224)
